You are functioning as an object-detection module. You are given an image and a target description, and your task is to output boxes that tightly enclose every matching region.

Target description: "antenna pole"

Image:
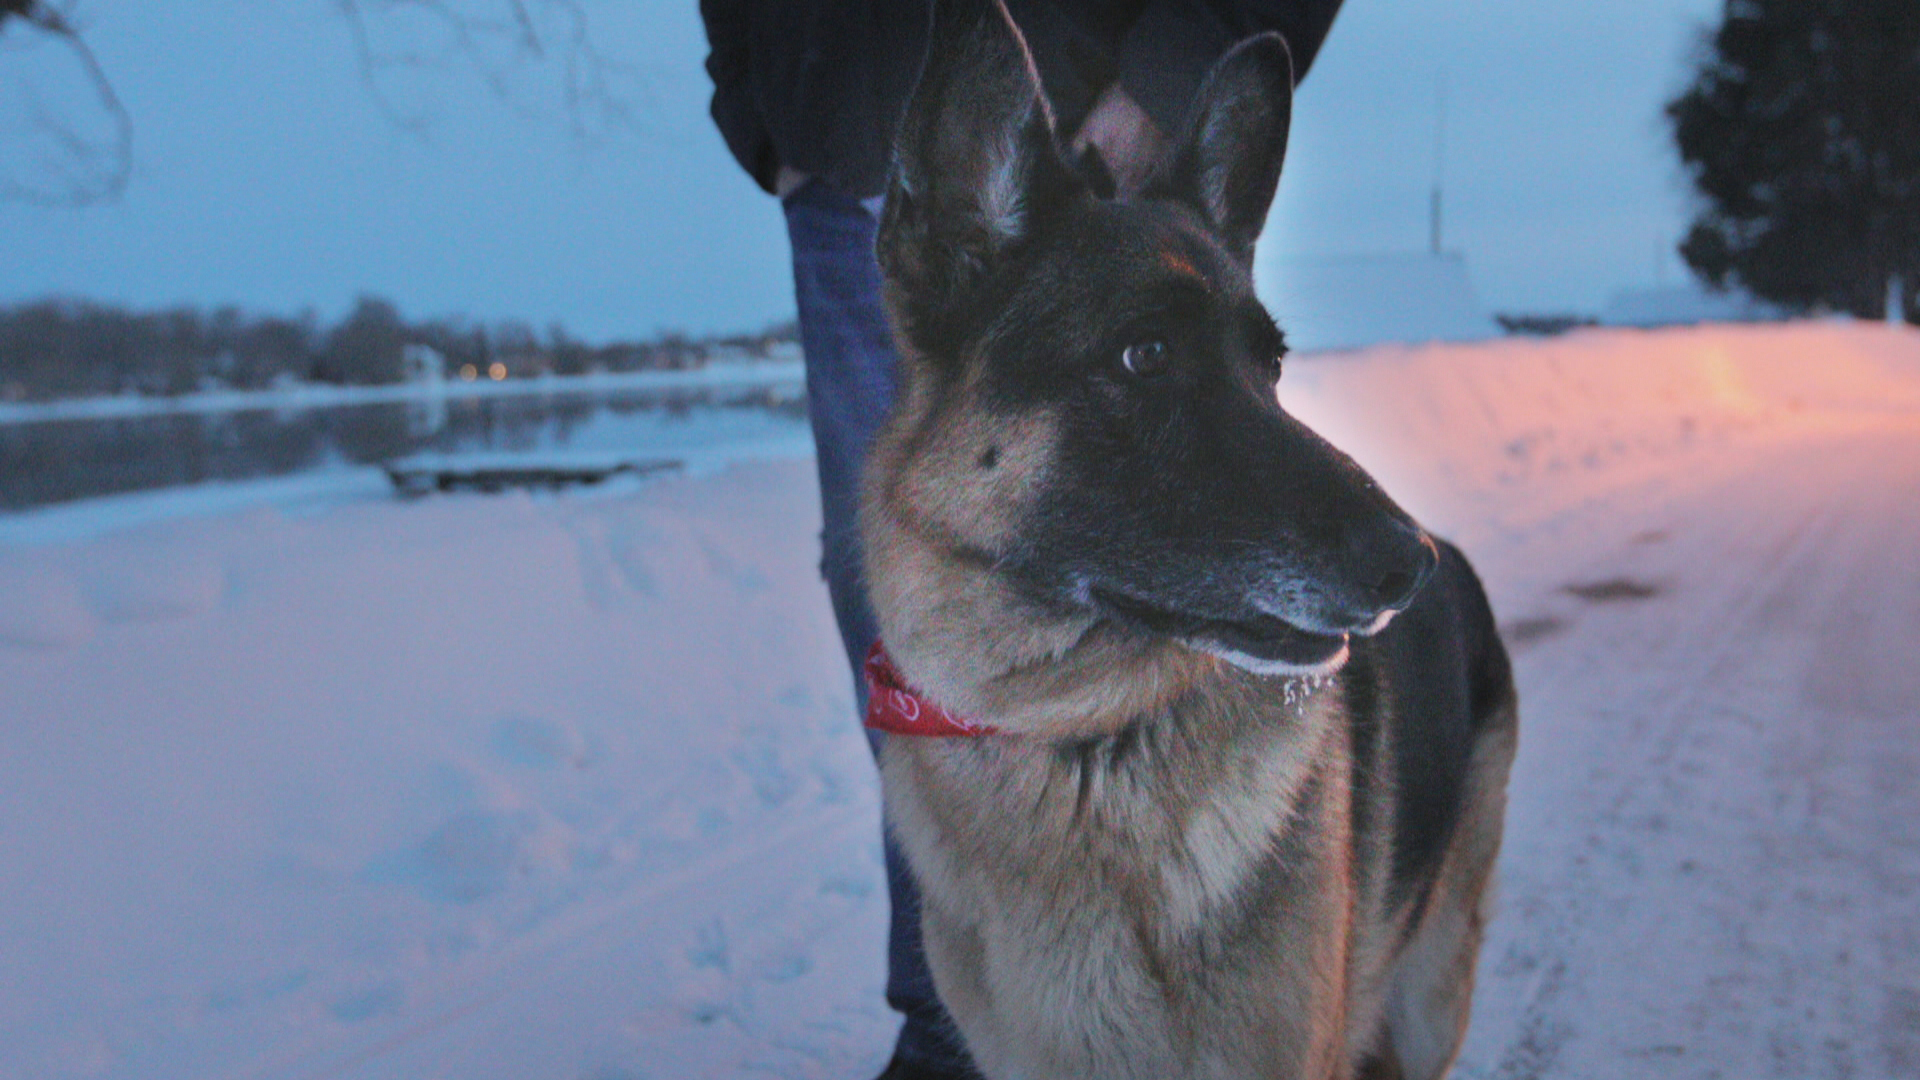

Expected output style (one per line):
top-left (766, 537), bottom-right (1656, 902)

top-left (1430, 71), bottom-right (1447, 257)
top-left (1430, 188), bottom-right (1443, 258)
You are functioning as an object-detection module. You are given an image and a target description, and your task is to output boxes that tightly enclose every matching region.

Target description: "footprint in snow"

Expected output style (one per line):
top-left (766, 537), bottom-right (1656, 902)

top-left (494, 713), bottom-right (594, 769)
top-left (697, 536), bottom-right (770, 593)
top-left (366, 809), bottom-right (572, 905)
top-left (730, 744), bottom-right (800, 807)
top-left (330, 980), bottom-right (405, 1022)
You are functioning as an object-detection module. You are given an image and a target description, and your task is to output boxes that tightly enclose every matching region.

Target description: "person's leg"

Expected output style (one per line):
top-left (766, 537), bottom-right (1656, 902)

top-left (782, 178), bottom-right (975, 1078)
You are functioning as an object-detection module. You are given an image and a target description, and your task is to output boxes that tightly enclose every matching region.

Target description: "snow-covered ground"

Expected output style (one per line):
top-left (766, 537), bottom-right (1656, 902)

top-left (0, 358), bottom-right (805, 425)
top-left (2, 323), bottom-right (1916, 1080)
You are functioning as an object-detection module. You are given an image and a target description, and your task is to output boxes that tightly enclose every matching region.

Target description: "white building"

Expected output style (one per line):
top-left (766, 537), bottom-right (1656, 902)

top-left (1257, 253), bottom-right (1500, 354)
top-left (401, 344), bottom-right (448, 436)
top-left (402, 344), bottom-right (447, 388)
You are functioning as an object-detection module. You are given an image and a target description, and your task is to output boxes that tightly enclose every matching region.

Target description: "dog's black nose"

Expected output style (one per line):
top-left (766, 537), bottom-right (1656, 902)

top-left (1349, 528), bottom-right (1438, 623)
top-left (1369, 569), bottom-right (1419, 611)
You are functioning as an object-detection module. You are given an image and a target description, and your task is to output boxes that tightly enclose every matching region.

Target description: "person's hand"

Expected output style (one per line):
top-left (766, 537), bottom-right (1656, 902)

top-left (1071, 83), bottom-right (1167, 201)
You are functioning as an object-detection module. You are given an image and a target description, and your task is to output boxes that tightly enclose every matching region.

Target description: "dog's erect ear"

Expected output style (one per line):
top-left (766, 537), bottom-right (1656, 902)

top-left (1154, 33), bottom-right (1294, 264)
top-left (879, 0), bottom-right (1080, 335)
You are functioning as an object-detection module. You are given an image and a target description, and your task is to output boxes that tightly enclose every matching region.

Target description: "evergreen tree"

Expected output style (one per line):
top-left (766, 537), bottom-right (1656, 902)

top-left (1669, 0), bottom-right (1920, 321)
top-left (318, 296), bottom-right (408, 385)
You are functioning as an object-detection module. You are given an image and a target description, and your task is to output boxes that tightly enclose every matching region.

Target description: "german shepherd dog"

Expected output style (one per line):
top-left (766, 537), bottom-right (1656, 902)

top-left (859, 2), bottom-right (1517, 1077)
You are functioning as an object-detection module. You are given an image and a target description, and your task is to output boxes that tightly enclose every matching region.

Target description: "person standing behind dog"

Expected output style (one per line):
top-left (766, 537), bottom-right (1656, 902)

top-left (699, 3), bottom-right (1344, 1077)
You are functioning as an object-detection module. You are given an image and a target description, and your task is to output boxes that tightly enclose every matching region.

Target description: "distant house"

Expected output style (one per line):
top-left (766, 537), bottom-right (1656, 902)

top-left (1256, 252), bottom-right (1500, 354)
top-left (402, 344), bottom-right (447, 387)
top-left (1599, 286), bottom-right (1790, 329)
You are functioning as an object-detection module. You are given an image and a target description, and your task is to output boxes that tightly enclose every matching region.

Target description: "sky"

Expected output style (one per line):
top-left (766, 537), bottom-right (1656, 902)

top-left (0, 0), bottom-right (1726, 341)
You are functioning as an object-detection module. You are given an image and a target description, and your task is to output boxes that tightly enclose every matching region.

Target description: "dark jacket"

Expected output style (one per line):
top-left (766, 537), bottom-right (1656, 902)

top-left (701, 0), bottom-right (1345, 199)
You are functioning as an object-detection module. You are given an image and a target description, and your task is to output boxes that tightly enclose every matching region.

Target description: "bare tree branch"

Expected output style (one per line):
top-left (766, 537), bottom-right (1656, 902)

top-left (0, 0), bottom-right (133, 206)
top-left (336, 0), bottom-right (649, 145)
top-left (0, 0), bottom-right (647, 207)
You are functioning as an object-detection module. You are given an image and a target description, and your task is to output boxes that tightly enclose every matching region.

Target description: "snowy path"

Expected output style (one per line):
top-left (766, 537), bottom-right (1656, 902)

top-left (1457, 423), bottom-right (1920, 1079)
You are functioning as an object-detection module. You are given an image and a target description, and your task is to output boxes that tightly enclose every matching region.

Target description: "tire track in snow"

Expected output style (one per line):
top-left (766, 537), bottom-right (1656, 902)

top-left (1468, 475), bottom-right (1849, 1079)
top-left (1460, 427), bottom-right (1920, 1079)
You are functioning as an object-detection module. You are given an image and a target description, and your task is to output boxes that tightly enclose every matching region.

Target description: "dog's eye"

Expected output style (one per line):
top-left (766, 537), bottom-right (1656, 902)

top-left (1121, 340), bottom-right (1170, 378)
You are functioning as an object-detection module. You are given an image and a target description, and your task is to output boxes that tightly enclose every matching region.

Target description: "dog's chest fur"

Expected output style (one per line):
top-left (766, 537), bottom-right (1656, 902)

top-left (881, 677), bottom-right (1374, 1079)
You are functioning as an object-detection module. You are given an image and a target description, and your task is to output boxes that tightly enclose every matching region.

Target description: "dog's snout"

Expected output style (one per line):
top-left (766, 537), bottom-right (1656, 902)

top-left (1335, 520), bottom-right (1437, 632)
top-left (1365, 532), bottom-right (1437, 612)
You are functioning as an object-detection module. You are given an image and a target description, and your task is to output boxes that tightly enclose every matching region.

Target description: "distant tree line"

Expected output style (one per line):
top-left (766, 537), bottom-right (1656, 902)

top-left (0, 295), bottom-right (797, 402)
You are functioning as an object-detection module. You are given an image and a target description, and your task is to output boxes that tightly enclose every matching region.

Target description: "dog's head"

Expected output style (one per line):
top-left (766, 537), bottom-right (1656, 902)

top-left (866, 0), bottom-right (1436, 696)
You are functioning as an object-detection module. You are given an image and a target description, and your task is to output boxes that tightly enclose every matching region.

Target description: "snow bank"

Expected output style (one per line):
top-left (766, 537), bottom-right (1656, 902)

top-left (1287, 320), bottom-right (1920, 542)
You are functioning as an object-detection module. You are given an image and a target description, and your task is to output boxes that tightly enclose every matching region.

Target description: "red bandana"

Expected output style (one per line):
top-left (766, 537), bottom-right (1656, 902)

top-left (864, 641), bottom-right (1001, 737)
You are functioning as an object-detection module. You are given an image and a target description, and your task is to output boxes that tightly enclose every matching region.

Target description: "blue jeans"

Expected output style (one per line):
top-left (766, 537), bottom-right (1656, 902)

top-left (783, 179), bottom-right (975, 1076)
